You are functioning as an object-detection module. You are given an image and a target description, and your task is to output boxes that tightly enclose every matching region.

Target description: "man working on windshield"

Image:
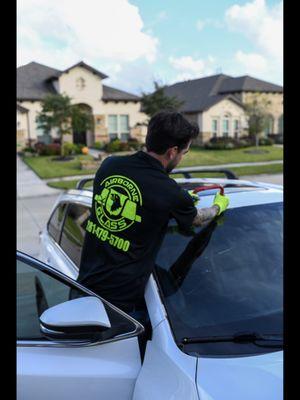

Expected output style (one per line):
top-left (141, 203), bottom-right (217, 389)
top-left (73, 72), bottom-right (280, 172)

top-left (77, 111), bottom-right (229, 316)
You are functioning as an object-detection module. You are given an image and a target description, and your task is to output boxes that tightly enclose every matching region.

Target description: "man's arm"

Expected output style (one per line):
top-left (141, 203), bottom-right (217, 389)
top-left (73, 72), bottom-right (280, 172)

top-left (192, 205), bottom-right (220, 226)
top-left (192, 192), bottom-right (230, 226)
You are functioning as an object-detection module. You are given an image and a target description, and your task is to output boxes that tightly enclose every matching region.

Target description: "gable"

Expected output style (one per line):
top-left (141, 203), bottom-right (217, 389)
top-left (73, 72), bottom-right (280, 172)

top-left (58, 66), bottom-right (103, 106)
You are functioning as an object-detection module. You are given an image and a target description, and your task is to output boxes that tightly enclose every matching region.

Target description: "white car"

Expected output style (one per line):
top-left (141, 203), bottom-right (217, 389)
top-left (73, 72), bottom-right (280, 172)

top-left (17, 170), bottom-right (283, 400)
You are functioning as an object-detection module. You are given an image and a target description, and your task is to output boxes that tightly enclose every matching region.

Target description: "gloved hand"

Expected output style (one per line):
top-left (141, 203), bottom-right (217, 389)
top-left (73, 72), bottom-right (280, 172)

top-left (188, 190), bottom-right (200, 206)
top-left (213, 192), bottom-right (229, 215)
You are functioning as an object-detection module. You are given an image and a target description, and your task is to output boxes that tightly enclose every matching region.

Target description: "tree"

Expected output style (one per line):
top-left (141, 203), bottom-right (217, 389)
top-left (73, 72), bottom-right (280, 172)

top-left (36, 94), bottom-right (93, 157)
top-left (244, 95), bottom-right (272, 147)
top-left (141, 81), bottom-right (184, 118)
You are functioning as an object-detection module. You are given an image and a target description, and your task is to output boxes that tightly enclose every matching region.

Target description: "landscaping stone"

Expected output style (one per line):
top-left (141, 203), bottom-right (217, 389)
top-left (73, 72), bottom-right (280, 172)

top-left (80, 160), bottom-right (101, 170)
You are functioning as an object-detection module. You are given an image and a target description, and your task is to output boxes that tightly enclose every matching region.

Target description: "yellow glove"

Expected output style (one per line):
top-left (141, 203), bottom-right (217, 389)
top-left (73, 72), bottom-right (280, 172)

top-left (188, 190), bottom-right (199, 206)
top-left (213, 193), bottom-right (229, 215)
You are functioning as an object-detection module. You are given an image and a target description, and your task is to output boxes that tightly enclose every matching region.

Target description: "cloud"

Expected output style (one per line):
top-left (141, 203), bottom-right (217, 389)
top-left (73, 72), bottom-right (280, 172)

top-left (17, 0), bottom-right (159, 69)
top-left (169, 55), bottom-right (216, 82)
top-left (225, 0), bottom-right (283, 62)
top-left (234, 51), bottom-right (268, 75)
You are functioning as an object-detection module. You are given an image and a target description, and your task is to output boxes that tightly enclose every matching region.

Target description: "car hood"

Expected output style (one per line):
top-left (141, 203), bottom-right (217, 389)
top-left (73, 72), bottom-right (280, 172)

top-left (196, 350), bottom-right (283, 400)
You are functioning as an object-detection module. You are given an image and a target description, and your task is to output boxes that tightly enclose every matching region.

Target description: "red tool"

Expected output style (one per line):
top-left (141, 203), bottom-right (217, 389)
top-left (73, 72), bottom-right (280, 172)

top-left (192, 184), bottom-right (225, 196)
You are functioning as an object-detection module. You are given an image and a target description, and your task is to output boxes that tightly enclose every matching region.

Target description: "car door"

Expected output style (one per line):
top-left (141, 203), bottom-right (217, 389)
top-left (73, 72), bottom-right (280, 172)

top-left (17, 251), bottom-right (143, 400)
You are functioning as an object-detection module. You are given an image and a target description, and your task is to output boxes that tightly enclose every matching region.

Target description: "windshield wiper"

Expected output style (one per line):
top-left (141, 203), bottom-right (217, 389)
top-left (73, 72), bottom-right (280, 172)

top-left (180, 332), bottom-right (283, 348)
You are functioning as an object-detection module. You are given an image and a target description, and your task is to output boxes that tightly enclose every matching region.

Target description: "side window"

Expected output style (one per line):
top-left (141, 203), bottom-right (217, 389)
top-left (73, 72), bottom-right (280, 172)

top-left (17, 256), bottom-right (139, 342)
top-left (60, 204), bottom-right (91, 267)
top-left (17, 258), bottom-right (85, 340)
top-left (48, 203), bottom-right (67, 242)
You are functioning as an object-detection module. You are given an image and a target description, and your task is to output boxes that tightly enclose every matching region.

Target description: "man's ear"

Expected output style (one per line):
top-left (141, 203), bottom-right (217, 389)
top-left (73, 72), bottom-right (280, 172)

top-left (165, 146), bottom-right (178, 160)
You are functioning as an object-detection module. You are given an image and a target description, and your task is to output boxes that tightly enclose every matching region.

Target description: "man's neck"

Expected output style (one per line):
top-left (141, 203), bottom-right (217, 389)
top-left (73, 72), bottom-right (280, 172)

top-left (146, 151), bottom-right (168, 170)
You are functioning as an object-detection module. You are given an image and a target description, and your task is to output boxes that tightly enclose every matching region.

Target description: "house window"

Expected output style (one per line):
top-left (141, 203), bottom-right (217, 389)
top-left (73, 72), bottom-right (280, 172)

top-left (278, 115), bottom-right (283, 135)
top-left (212, 119), bottom-right (218, 138)
top-left (222, 118), bottom-right (229, 137)
top-left (120, 115), bottom-right (130, 141)
top-left (76, 77), bottom-right (86, 91)
top-left (108, 115), bottom-right (118, 141)
top-left (234, 119), bottom-right (239, 139)
top-left (264, 116), bottom-right (274, 137)
top-left (108, 114), bottom-right (130, 141)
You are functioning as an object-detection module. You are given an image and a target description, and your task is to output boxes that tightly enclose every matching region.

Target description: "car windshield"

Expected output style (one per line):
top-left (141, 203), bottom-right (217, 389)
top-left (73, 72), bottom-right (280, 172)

top-left (155, 202), bottom-right (283, 356)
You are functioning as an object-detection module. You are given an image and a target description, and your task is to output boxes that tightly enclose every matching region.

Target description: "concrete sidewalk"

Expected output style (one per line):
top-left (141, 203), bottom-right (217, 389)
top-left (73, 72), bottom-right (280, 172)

top-left (17, 155), bottom-right (62, 198)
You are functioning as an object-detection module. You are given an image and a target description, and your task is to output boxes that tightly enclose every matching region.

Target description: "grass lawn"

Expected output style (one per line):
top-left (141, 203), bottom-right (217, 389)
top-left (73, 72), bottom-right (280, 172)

top-left (180, 145), bottom-right (283, 167)
top-left (24, 145), bottom-right (283, 180)
top-left (23, 154), bottom-right (98, 179)
top-left (47, 162), bottom-right (283, 190)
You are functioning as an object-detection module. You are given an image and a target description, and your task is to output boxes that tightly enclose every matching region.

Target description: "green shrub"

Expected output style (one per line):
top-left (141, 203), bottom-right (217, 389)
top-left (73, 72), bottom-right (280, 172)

top-left (204, 136), bottom-right (253, 150)
top-left (127, 138), bottom-right (141, 150)
top-left (92, 141), bottom-right (104, 150)
top-left (268, 134), bottom-right (283, 145)
top-left (104, 139), bottom-right (127, 152)
top-left (259, 137), bottom-right (274, 146)
top-left (34, 143), bottom-right (61, 156)
top-left (23, 146), bottom-right (36, 153)
top-left (62, 142), bottom-right (75, 156)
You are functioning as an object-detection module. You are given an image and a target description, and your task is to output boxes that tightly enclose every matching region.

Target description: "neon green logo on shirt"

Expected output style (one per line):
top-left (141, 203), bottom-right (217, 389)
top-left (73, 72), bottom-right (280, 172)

top-left (94, 175), bottom-right (142, 232)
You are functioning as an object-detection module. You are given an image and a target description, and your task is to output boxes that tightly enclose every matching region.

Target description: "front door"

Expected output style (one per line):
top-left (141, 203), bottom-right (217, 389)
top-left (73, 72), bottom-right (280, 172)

top-left (73, 130), bottom-right (87, 145)
top-left (17, 251), bottom-right (142, 400)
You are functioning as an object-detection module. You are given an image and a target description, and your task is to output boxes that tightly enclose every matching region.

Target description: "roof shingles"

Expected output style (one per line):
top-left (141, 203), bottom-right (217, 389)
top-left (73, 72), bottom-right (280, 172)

top-left (163, 74), bottom-right (283, 113)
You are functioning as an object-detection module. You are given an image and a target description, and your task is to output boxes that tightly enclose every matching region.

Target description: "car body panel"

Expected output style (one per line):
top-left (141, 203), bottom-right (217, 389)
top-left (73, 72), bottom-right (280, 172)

top-left (196, 350), bottom-right (283, 400)
top-left (18, 337), bottom-right (141, 400)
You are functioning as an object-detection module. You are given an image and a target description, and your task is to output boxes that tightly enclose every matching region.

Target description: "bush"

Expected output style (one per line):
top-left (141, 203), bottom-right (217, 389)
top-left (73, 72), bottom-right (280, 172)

top-left (23, 146), bottom-right (36, 153)
top-left (34, 142), bottom-right (61, 156)
top-left (268, 134), bottom-right (283, 144)
top-left (104, 139), bottom-right (128, 152)
top-left (92, 141), bottom-right (104, 150)
top-left (259, 137), bottom-right (274, 146)
top-left (127, 138), bottom-right (141, 150)
top-left (204, 136), bottom-right (254, 150)
top-left (62, 142), bottom-right (76, 156)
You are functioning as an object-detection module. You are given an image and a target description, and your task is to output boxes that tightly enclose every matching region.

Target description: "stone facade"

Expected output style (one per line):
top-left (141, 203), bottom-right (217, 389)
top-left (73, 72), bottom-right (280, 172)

top-left (242, 92), bottom-right (283, 135)
top-left (185, 93), bottom-right (283, 144)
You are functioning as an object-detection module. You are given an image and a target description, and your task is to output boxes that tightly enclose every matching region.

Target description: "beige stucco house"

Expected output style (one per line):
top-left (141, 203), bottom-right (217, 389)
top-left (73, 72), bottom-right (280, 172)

top-left (163, 74), bottom-right (283, 144)
top-left (17, 61), bottom-right (148, 149)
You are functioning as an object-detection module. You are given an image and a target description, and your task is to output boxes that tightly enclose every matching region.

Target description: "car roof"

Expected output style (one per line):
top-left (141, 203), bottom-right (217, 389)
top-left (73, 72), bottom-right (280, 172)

top-left (52, 177), bottom-right (283, 213)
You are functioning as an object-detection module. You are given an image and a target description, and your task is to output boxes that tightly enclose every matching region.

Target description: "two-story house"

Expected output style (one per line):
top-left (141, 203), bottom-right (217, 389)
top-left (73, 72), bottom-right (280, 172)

top-left (163, 74), bottom-right (283, 144)
top-left (17, 61), bottom-right (148, 150)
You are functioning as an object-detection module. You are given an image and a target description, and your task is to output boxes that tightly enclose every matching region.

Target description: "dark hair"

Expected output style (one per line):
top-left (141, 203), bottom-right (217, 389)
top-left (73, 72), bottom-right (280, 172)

top-left (145, 111), bottom-right (199, 154)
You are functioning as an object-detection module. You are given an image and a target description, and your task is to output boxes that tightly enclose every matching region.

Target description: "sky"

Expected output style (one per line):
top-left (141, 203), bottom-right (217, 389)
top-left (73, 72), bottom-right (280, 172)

top-left (17, 0), bottom-right (283, 95)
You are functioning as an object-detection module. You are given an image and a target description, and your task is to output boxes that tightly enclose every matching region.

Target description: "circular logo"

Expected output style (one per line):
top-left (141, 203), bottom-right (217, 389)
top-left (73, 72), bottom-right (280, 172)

top-left (94, 175), bottom-right (142, 232)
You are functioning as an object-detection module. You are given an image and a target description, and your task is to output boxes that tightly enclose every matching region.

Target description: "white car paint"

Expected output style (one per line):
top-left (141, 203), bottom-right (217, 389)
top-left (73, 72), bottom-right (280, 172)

top-left (32, 178), bottom-right (283, 399)
top-left (18, 337), bottom-right (141, 400)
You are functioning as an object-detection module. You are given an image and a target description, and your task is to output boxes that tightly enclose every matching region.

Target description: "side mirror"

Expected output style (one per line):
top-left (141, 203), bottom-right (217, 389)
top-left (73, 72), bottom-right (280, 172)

top-left (39, 296), bottom-right (111, 341)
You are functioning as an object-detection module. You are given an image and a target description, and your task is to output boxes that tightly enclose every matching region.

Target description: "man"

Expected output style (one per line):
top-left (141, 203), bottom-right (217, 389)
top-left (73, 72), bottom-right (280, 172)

top-left (77, 111), bottom-right (229, 316)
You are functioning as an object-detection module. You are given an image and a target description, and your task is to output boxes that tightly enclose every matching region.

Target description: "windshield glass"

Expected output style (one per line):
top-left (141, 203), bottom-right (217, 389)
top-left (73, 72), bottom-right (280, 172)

top-left (155, 202), bottom-right (283, 356)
